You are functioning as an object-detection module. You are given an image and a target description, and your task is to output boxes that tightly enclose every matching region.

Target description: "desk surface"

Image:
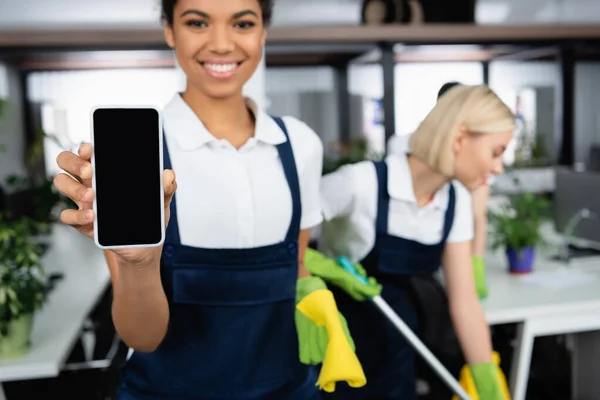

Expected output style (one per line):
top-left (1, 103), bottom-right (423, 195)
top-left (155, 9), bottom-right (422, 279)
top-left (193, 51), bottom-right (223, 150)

top-left (482, 249), bottom-right (600, 325)
top-left (0, 224), bottom-right (110, 382)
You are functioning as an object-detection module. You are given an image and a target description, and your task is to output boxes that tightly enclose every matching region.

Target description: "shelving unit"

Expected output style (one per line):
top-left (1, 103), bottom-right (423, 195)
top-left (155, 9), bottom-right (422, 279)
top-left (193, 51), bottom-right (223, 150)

top-left (1, 23), bottom-right (600, 164)
top-left (2, 24), bottom-right (600, 47)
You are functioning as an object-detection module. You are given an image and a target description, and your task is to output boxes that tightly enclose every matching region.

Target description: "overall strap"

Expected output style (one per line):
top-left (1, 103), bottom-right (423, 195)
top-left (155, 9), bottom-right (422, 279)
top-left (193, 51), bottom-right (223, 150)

top-left (372, 160), bottom-right (390, 234)
top-left (162, 133), bottom-right (181, 246)
top-left (440, 183), bottom-right (456, 243)
top-left (271, 116), bottom-right (302, 241)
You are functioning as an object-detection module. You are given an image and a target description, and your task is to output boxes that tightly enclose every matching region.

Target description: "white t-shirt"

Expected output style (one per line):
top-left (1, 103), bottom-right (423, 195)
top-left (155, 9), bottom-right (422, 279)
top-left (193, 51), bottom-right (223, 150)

top-left (162, 93), bottom-right (324, 249)
top-left (318, 153), bottom-right (474, 263)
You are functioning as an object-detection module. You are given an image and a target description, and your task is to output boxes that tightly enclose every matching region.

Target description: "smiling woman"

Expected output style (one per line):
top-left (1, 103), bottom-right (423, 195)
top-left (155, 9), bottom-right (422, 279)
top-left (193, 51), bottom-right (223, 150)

top-left (163, 0), bottom-right (272, 100)
top-left (52, 0), bottom-right (342, 399)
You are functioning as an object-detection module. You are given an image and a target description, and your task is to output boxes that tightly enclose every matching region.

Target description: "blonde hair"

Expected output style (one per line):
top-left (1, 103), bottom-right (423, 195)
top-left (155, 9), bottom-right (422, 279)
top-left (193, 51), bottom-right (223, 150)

top-left (409, 84), bottom-right (515, 177)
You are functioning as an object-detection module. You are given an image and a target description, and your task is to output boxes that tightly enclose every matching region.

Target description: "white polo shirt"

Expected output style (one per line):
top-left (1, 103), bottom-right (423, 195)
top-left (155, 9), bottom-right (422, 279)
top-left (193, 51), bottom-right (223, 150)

top-left (318, 153), bottom-right (474, 263)
top-left (162, 93), bottom-right (323, 249)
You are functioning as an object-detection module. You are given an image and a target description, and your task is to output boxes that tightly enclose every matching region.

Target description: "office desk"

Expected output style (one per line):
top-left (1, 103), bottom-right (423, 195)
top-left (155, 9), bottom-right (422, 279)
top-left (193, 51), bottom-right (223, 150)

top-left (482, 249), bottom-right (600, 400)
top-left (0, 224), bottom-right (110, 399)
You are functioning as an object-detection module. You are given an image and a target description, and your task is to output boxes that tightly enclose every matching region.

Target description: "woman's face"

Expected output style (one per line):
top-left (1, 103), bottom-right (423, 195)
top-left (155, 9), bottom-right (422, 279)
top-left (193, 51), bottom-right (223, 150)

top-left (164, 0), bottom-right (266, 100)
top-left (453, 128), bottom-right (513, 191)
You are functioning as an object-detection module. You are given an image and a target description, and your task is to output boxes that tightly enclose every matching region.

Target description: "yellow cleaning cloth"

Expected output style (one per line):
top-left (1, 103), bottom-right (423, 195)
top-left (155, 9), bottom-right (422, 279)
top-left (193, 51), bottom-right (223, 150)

top-left (452, 352), bottom-right (511, 400)
top-left (296, 289), bottom-right (367, 392)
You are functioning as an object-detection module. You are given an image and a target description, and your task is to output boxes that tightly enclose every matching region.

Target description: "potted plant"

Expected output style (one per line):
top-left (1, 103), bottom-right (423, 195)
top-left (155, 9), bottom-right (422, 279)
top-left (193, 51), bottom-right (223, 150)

top-left (4, 174), bottom-right (75, 236)
top-left (488, 192), bottom-right (551, 274)
top-left (0, 213), bottom-right (47, 359)
top-left (1, 100), bottom-right (75, 234)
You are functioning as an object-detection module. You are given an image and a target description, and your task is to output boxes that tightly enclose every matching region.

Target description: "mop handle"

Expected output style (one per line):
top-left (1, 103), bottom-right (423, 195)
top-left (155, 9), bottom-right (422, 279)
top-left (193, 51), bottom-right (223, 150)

top-left (337, 257), bottom-right (370, 285)
top-left (337, 257), bottom-right (472, 400)
top-left (371, 296), bottom-right (471, 400)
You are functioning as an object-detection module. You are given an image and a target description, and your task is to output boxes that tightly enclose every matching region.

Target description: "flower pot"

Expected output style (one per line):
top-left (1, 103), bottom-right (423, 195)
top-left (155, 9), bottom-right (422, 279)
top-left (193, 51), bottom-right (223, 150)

top-left (506, 247), bottom-right (535, 274)
top-left (0, 313), bottom-right (34, 359)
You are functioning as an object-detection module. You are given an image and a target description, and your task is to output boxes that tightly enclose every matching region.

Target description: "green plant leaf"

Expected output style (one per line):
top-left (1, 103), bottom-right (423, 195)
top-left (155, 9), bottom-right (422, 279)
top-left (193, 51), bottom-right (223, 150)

top-left (488, 191), bottom-right (552, 251)
top-left (0, 213), bottom-right (48, 337)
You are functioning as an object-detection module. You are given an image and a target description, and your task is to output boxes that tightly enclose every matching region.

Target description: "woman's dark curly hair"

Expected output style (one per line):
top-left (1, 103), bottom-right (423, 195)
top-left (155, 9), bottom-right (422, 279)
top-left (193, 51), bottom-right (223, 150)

top-left (161, 0), bottom-right (274, 26)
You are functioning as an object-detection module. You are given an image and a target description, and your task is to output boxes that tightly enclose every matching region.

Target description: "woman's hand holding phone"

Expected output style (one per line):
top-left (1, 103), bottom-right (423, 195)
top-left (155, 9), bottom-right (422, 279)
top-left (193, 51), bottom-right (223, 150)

top-left (53, 143), bottom-right (177, 268)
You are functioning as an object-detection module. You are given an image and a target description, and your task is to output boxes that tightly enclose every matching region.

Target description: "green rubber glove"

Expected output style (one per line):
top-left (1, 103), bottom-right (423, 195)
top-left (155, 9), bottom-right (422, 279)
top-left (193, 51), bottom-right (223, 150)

top-left (470, 361), bottom-right (506, 400)
top-left (304, 248), bottom-right (382, 301)
top-left (295, 276), bottom-right (355, 365)
top-left (472, 255), bottom-right (489, 300)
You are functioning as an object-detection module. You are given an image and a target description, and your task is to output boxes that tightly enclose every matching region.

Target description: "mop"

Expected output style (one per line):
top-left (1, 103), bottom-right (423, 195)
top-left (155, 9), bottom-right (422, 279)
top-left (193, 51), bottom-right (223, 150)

top-left (335, 256), bottom-right (473, 400)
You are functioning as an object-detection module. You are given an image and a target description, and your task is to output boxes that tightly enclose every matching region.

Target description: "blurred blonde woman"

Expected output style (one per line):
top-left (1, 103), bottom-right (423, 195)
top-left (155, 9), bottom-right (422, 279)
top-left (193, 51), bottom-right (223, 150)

top-left (389, 80), bottom-right (493, 298)
top-left (317, 85), bottom-right (514, 400)
top-left (438, 81), bottom-right (493, 299)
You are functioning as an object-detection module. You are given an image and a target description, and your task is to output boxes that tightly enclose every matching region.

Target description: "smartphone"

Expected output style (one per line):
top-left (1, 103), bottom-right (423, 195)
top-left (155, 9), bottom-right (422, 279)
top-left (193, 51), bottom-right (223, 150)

top-left (90, 106), bottom-right (165, 249)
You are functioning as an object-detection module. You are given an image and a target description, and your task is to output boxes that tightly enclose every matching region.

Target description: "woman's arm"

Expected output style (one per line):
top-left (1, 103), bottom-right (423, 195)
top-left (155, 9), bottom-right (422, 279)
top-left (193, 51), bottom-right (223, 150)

top-left (471, 184), bottom-right (490, 257)
top-left (298, 228), bottom-right (312, 278)
top-left (103, 250), bottom-right (169, 352)
top-left (104, 250), bottom-right (119, 284)
top-left (442, 241), bottom-right (493, 364)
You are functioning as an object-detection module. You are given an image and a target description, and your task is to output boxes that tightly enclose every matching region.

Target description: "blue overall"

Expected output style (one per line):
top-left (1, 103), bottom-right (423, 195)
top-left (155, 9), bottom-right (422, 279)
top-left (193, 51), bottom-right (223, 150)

top-left (324, 159), bottom-right (455, 400)
top-left (117, 117), bottom-right (319, 400)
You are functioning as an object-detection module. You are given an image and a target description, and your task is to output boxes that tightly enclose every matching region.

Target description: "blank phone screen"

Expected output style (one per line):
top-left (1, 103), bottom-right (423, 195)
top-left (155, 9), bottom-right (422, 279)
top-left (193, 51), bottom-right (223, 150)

top-left (92, 108), bottom-right (163, 247)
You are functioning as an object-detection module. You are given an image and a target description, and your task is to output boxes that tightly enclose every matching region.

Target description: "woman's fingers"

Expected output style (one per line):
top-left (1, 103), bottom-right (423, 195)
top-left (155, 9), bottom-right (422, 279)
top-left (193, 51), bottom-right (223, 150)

top-left (60, 208), bottom-right (94, 231)
top-left (163, 169), bottom-right (177, 209)
top-left (78, 142), bottom-right (93, 160)
top-left (54, 144), bottom-right (95, 207)
top-left (54, 143), bottom-right (95, 238)
top-left (56, 149), bottom-right (93, 183)
top-left (162, 169), bottom-right (177, 228)
top-left (77, 143), bottom-right (94, 186)
top-left (53, 173), bottom-right (94, 206)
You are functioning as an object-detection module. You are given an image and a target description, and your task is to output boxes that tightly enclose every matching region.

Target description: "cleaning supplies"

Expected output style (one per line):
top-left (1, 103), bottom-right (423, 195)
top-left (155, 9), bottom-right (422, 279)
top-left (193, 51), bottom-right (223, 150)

top-left (295, 276), bottom-right (354, 364)
top-left (295, 276), bottom-right (367, 392)
top-left (335, 257), bottom-right (472, 400)
top-left (304, 248), bottom-right (382, 301)
top-left (472, 255), bottom-right (489, 299)
top-left (452, 352), bottom-right (511, 400)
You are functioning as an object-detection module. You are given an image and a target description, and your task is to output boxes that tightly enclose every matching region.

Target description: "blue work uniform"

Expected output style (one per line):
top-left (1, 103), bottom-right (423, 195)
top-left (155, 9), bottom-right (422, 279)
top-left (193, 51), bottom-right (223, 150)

top-left (324, 159), bottom-right (455, 400)
top-left (117, 117), bottom-right (320, 400)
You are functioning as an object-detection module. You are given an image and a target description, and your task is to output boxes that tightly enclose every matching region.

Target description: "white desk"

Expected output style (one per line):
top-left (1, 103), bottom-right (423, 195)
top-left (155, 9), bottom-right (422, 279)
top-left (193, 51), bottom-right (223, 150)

top-left (482, 248), bottom-right (600, 400)
top-left (0, 224), bottom-right (110, 398)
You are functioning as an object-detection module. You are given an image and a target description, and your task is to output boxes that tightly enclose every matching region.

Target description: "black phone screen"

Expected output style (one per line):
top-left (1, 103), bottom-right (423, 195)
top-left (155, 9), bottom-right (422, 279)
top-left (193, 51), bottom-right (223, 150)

top-left (92, 107), bottom-right (163, 248)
